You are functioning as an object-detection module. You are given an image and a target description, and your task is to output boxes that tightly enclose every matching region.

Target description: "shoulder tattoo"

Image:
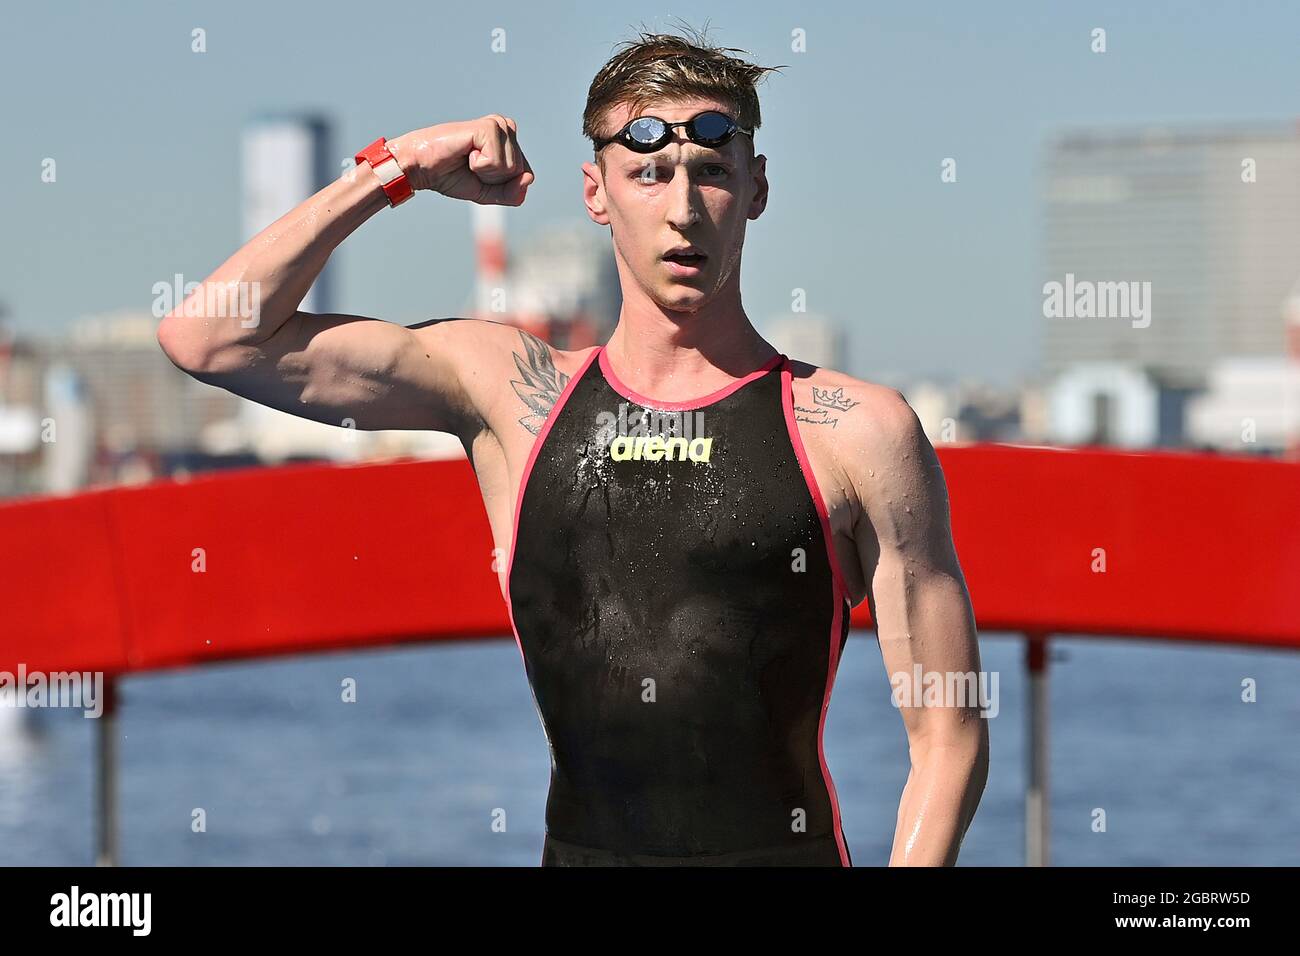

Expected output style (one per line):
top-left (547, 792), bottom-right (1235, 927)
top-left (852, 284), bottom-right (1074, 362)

top-left (509, 330), bottom-right (570, 435)
top-left (794, 384), bottom-right (860, 428)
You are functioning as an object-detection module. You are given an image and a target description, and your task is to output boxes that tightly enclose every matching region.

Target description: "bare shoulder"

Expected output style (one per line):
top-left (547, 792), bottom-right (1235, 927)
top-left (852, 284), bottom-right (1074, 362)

top-left (499, 329), bottom-right (595, 436)
top-left (787, 360), bottom-right (941, 526)
top-left (407, 318), bottom-right (594, 439)
top-left (787, 360), bottom-right (922, 454)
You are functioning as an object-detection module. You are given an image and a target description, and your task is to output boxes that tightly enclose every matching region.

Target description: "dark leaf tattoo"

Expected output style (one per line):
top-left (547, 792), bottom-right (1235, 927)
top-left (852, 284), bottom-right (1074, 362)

top-left (510, 330), bottom-right (570, 435)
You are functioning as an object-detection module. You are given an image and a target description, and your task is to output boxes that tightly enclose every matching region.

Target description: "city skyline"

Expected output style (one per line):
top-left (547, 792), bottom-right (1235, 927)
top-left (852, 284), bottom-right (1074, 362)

top-left (5, 1), bottom-right (1300, 385)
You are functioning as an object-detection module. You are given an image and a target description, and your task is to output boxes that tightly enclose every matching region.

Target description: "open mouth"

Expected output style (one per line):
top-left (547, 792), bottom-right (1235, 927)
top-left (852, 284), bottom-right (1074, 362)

top-left (662, 249), bottom-right (708, 275)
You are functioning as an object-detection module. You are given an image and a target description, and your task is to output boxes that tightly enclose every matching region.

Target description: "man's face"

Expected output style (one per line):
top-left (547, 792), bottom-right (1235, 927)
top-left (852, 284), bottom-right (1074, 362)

top-left (582, 99), bottom-right (769, 314)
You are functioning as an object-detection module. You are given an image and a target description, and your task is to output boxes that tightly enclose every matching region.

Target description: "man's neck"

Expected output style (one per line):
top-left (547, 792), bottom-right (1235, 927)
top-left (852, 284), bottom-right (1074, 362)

top-left (603, 296), bottom-right (777, 399)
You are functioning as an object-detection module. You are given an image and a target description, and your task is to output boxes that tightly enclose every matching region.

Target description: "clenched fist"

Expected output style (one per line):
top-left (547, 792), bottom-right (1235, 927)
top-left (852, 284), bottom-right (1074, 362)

top-left (387, 115), bottom-right (534, 206)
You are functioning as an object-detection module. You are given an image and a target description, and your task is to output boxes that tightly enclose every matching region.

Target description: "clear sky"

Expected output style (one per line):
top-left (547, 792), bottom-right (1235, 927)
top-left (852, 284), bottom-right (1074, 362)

top-left (3, 0), bottom-right (1297, 385)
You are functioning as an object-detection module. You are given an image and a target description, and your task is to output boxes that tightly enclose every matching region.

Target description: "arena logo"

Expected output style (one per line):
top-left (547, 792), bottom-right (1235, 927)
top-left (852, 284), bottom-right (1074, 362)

top-left (1042, 272), bottom-right (1152, 329)
top-left (609, 434), bottom-right (714, 462)
top-left (595, 403), bottom-right (713, 462)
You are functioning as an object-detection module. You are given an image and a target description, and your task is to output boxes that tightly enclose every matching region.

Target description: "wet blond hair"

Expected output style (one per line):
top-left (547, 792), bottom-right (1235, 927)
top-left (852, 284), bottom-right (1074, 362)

top-left (583, 22), bottom-right (785, 170)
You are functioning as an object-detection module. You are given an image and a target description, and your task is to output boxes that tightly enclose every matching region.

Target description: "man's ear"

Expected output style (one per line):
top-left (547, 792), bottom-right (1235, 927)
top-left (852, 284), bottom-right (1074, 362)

top-left (747, 153), bottom-right (769, 220)
top-left (582, 159), bottom-right (611, 225)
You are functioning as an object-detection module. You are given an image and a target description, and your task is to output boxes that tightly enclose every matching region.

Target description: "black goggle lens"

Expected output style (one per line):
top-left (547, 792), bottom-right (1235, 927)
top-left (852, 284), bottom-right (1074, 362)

top-left (621, 111), bottom-right (739, 151)
top-left (690, 111), bottom-right (734, 143)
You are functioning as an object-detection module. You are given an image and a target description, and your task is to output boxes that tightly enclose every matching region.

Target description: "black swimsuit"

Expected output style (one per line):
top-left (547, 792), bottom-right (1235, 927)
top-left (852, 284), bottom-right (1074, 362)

top-left (506, 346), bottom-right (852, 866)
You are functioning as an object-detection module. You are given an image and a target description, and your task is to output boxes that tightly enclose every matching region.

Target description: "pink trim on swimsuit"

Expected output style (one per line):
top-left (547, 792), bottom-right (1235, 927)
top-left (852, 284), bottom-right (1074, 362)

top-left (780, 357), bottom-right (853, 867)
top-left (504, 347), bottom-right (601, 662)
top-left (598, 345), bottom-right (784, 411)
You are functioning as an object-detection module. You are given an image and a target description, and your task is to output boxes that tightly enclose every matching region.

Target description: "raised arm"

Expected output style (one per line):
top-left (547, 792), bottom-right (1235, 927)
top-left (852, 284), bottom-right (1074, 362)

top-left (156, 116), bottom-right (534, 437)
top-left (848, 390), bottom-right (989, 866)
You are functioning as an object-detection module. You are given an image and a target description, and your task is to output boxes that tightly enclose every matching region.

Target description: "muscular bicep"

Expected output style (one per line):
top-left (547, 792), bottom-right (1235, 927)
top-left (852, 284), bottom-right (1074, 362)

top-left (194, 313), bottom-right (494, 435)
top-left (852, 393), bottom-right (981, 735)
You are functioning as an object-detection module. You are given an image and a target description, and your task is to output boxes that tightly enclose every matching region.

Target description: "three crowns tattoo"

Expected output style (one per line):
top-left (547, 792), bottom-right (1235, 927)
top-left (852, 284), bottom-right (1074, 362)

top-left (794, 385), bottom-right (860, 427)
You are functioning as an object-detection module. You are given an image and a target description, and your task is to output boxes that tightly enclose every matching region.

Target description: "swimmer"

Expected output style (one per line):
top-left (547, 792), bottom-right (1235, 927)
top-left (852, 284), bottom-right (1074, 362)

top-left (158, 28), bottom-right (988, 866)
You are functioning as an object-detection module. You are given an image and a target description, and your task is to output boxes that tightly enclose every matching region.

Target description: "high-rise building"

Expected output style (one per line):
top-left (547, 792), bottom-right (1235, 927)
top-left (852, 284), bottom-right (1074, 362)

top-left (241, 114), bottom-right (335, 312)
top-left (1041, 122), bottom-right (1300, 383)
top-left (238, 114), bottom-right (344, 459)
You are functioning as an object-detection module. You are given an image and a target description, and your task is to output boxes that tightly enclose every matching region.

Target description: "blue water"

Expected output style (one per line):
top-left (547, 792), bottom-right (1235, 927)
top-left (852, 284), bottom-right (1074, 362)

top-left (1, 634), bottom-right (1296, 866)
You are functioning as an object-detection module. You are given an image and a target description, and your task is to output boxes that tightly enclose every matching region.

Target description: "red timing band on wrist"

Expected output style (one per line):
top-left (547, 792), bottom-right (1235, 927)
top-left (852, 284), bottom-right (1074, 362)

top-left (355, 137), bottom-right (413, 207)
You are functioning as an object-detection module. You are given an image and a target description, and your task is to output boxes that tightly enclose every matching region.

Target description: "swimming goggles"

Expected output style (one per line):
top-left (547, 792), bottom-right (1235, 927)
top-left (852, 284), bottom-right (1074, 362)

top-left (592, 110), bottom-right (753, 154)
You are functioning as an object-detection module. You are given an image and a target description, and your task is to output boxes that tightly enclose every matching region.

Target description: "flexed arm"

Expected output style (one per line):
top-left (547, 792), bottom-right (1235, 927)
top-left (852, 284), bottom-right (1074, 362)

top-left (156, 116), bottom-right (534, 436)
